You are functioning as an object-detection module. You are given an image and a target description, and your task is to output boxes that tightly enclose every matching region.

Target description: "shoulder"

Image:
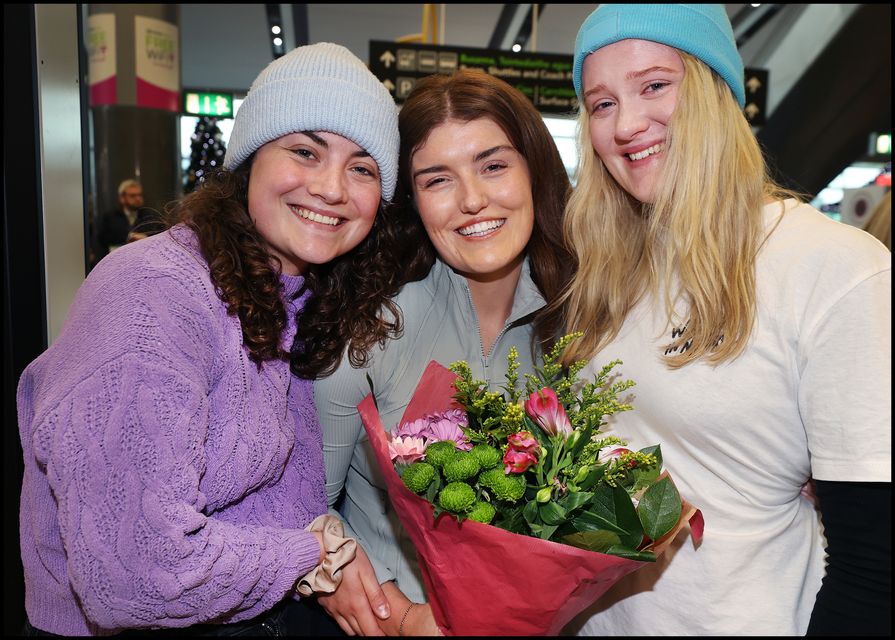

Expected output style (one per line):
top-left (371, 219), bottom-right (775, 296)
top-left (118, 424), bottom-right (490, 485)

top-left (761, 199), bottom-right (890, 280)
top-left (69, 226), bottom-right (224, 341)
top-left (90, 225), bottom-right (210, 288)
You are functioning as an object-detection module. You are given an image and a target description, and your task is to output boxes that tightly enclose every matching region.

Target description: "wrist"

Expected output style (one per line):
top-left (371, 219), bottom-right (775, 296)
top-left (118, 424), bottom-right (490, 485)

top-left (398, 602), bottom-right (416, 637)
top-left (296, 515), bottom-right (357, 596)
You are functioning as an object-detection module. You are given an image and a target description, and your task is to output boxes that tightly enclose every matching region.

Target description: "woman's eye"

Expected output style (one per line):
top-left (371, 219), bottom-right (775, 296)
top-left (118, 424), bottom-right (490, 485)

top-left (646, 81), bottom-right (669, 93)
top-left (352, 165), bottom-right (377, 178)
top-left (484, 162), bottom-right (506, 173)
top-left (294, 148), bottom-right (315, 159)
top-left (423, 176), bottom-right (446, 188)
top-left (590, 100), bottom-right (613, 115)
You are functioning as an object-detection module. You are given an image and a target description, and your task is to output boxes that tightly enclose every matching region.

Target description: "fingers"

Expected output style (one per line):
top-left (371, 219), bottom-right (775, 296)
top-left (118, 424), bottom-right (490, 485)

top-left (358, 559), bottom-right (390, 620)
top-left (332, 613), bottom-right (357, 636)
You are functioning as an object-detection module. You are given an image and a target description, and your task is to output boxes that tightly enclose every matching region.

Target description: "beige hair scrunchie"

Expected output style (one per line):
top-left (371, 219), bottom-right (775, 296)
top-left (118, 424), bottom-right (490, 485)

top-left (296, 515), bottom-right (357, 596)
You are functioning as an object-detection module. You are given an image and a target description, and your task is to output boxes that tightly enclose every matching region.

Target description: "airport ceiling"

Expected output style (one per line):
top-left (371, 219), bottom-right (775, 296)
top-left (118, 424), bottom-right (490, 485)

top-left (180, 4), bottom-right (891, 197)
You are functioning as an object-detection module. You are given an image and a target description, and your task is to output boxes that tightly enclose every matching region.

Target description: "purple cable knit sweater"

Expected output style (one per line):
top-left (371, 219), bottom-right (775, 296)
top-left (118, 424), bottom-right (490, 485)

top-left (17, 225), bottom-right (326, 635)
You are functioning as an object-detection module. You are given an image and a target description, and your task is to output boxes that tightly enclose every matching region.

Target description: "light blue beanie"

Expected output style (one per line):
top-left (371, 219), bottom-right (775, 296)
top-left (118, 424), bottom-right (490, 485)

top-left (224, 42), bottom-right (399, 201)
top-left (572, 4), bottom-right (745, 107)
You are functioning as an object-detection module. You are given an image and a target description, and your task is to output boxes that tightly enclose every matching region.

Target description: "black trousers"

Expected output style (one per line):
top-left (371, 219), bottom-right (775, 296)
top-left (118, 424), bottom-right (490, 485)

top-left (23, 597), bottom-right (345, 637)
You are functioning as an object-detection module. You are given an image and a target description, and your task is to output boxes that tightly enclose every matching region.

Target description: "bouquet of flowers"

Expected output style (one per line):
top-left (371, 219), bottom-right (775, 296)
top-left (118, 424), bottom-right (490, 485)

top-left (358, 334), bottom-right (703, 635)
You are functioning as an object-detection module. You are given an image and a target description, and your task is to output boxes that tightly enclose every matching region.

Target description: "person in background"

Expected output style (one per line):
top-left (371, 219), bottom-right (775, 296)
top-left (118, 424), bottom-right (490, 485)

top-left (313, 69), bottom-right (574, 636)
top-left (92, 178), bottom-right (163, 266)
top-left (863, 190), bottom-right (891, 250)
top-left (17, 42), bottom-right (405, 636)
top-left (560, 4), bottom-right (890, 636)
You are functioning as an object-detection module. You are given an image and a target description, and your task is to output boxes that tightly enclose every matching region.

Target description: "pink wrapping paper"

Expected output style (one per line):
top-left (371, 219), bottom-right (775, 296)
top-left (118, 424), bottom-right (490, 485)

top-left (359, 360), bottom-right (703, 636)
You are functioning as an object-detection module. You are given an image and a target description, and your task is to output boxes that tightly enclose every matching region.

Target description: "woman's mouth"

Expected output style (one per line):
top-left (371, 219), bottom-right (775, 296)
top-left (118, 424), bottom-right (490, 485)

top-left (626, 143), bottom-right (665, 162)
top-left (290, 205), bottom-right (342, 226)
top-left (457, 219), bottom-right (506, 237)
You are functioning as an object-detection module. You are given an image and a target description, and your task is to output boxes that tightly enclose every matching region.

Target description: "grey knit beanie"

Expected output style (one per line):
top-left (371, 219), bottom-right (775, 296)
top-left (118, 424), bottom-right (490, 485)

top-left (224, 42), bottom-right (399, 201)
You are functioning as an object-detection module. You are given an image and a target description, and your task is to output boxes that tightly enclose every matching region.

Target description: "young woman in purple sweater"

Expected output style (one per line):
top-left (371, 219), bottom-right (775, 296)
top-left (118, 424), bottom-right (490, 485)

top-left (17, 42), bottom-right (409, 636)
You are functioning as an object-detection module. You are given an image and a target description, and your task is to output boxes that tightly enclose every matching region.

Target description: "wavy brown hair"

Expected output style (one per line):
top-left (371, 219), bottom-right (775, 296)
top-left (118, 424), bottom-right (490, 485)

top-left (397, 69), bottom-right (575, 353)
top-left (165, 162), bottom-right (419, 378)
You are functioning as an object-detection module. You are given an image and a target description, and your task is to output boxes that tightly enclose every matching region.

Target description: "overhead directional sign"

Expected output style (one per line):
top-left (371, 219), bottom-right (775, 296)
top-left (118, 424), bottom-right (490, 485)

top-left (369, 40), bottom-right (578, 115)
top-left (743, 67), bottom-right (768, 126)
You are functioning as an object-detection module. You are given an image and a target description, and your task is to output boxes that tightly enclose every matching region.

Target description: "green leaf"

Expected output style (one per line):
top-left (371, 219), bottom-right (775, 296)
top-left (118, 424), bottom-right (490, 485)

top-left (577, 464), bottom-right (607, 491)
top-left (559, 491), bottom-right (593, 513)
top-left (604, 545), bottom-right (657, 562)
top-left (590, 483), bottom-right (644, 549)
top-left (424, 472), bottom-right (442, 504)
top-left (638, 476), bottom-right (682, 541)
top-left (529, 522), bottom-right (559, 539)
top-left (522, 498), bottom-right (539, 526)
top-left (561, 529), bottom-right (620, 553)
top-left (538, 500), bottom-right (568, 526)
top-left (631, 463), bottom-right (660, 491)
top-left (569, 421), bottom-right (594, 458)
top-left (573, 509), bottom-right (628, 536)
top-left (639, 444), bottom-right (662, 468)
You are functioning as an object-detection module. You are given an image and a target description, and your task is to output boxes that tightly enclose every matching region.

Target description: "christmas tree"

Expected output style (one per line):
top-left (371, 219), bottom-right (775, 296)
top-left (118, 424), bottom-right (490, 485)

top-left (184, 116), bottom-right (227, 193)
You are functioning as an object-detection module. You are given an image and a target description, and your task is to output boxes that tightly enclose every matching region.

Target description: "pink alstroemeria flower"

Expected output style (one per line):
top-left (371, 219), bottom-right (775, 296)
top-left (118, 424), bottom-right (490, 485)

top-left (507, 431), bottom-right (539, 454)
top-left (524, 388), bottom-right (573, 438)
top-left (503, 448), bottom-right (538, 474)
top-left (388, 435), bottom-right (427, 464)
top-left (597, 446), bottom-right (633, 465)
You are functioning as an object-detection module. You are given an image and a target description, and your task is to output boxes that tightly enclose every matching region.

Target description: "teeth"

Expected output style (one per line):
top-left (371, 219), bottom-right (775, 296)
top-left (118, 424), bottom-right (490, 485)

top-left (457, 219), bottom-right (505, 237)
top-left (292, 206), bottom-right (340, 226)
top-left (628, 143), bottom-right (665, 161)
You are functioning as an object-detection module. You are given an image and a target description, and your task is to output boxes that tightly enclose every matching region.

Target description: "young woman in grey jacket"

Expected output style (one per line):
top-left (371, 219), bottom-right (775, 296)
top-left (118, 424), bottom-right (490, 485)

top-left (313, 69), bottom-right (574, 636)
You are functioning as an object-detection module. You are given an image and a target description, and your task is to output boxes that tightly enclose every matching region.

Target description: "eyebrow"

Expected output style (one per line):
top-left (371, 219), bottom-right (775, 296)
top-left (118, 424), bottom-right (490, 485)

top-left (583, 66), bottom-right (678, 99)
top-left (299, 131), bottom-right (371, 158)
top-left (412, 145), bottom-right (514, 180)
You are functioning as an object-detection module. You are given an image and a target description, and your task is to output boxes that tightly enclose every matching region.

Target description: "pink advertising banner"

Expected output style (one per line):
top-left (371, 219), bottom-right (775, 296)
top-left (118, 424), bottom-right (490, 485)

top-left (87, 13), bottom-right (116, 106)
top-left (134, 16), bottom-right (180, 112)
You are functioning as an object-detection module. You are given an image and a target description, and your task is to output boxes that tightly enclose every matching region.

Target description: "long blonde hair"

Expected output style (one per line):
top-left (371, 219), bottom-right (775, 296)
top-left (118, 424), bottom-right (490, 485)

top-left (863, 191), bottom-right (891, 250)
top-left (560, 52), bottom-right (794, 368)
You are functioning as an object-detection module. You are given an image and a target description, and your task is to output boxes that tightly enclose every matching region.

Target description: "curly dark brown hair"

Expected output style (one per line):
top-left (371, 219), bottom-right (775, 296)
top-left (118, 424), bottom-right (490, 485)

top-left (291, 196), bottom-right (431, 379)
top-left (164, 162), bottom-right (423, 378)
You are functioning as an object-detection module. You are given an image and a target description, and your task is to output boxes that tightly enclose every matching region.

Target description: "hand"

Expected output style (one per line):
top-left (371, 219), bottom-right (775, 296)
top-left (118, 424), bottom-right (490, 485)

top-left (317, 544), bottom-right (390, 635)
top-left (378, 582), bottom-right (443, 636)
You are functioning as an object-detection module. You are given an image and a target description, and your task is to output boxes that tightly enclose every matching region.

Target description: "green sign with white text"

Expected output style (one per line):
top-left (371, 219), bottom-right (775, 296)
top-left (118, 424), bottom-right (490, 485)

top-left (183, 91), bottom-right (233, 117)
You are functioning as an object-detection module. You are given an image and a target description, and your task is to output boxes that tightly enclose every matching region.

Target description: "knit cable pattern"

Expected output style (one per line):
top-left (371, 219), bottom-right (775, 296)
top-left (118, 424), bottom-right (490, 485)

top-left (18, 226), bottom-right (326, 635)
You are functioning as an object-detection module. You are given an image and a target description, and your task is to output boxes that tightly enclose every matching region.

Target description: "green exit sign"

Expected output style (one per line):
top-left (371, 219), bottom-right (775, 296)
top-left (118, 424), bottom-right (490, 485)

top-left (183, 91), bottom-right (234, 117)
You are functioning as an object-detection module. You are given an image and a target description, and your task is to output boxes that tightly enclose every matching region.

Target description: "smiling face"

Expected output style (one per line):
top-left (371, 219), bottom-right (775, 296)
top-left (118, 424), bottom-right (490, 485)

top-left (246, 131), bottom-right (381, 275)
top-left (581, 39), bottom-right (684, 204)
top-left (410, 118), bottom-right (534, 285)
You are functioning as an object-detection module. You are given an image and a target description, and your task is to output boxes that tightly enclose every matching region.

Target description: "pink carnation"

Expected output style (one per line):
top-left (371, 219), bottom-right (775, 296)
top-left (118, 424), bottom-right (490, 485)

top-left (388, 435), bottom-right (427, 464)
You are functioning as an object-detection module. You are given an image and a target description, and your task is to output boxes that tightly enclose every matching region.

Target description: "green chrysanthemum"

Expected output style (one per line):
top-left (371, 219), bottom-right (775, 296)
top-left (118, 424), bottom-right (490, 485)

top-left (401, 462), bottom-right (436, 494)
top-left (467, 500), bottom-right (497, 524)
top-left (442, 452), bottom-right (481, 482)
top-left (425, 440), bottom-right (459, 469)
top-left (469, 444), bottom-right (502, 469)
top-left (479, 467), bottom-right (526, 502)
top-left (438, 481), bottom-right (476, 513)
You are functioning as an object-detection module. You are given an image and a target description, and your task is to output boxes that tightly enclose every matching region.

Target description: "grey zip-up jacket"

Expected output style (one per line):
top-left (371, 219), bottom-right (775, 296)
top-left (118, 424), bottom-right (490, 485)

top-left (314, 256), bottom-right (545, 602)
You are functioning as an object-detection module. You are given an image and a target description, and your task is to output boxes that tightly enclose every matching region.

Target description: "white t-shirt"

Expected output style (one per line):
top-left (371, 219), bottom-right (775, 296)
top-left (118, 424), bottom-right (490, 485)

top-left (569, 200), bottom-right (891, 636)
